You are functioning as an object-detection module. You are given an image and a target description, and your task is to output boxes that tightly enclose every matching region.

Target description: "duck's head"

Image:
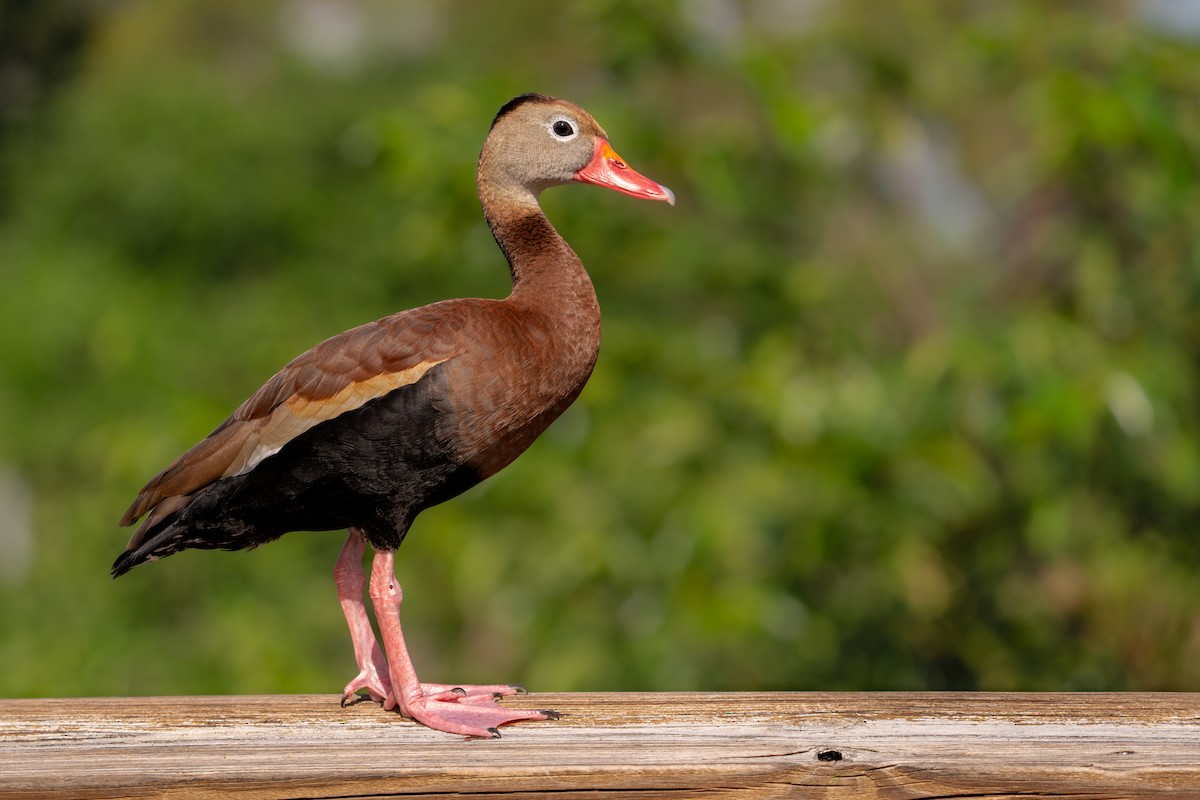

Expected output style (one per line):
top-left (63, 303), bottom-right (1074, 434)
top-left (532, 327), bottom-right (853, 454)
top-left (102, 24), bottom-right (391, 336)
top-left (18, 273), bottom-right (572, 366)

top-left (479, 94), bottom-right (675, 207)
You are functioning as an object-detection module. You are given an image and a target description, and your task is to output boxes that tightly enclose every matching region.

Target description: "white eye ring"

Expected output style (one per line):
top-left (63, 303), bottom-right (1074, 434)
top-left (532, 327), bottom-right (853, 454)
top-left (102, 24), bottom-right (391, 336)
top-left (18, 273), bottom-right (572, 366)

top-left (549, 117), bottom-right (578, 141)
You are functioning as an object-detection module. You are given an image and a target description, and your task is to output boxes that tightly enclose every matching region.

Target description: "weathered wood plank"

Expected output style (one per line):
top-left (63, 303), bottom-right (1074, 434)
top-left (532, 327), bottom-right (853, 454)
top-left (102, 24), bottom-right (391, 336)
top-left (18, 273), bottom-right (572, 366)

top-left (1, 692), bottom-right (1197, 798)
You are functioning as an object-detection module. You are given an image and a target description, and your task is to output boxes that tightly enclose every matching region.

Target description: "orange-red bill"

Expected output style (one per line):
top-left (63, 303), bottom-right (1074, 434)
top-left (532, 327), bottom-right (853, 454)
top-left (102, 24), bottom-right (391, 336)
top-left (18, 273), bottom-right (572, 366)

top-left (574, 139), bottom-right (675, 205)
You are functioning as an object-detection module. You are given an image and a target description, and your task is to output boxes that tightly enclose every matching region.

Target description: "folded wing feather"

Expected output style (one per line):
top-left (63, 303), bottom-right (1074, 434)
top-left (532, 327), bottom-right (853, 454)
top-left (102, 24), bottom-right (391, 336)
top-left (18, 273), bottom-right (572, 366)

top-left (119, 309), bottom-right (463, 540)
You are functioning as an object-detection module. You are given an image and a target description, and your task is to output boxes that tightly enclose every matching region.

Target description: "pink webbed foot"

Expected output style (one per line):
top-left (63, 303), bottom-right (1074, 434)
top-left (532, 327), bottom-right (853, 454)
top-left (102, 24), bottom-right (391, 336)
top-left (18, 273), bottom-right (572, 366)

top-left (341, 652), bottom-right (393, 707)
top-left (397, 685), bottom-right (558, 738)
top-left (369, 550), bottom-right (558, 738)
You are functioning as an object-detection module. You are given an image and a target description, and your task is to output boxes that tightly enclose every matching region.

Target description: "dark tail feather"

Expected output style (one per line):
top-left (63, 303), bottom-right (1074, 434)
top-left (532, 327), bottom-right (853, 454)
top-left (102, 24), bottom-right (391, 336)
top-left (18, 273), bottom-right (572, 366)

top-left (111, 526), bottom-right (180, 578)
top-left (111, 515), bottom-right (193, 578)
top-left (112, 513), bottom-right (258, 578)
top-left (112, 475), bottom-right (277, 578)
top-left (111, 549), bottom-right (141, 578)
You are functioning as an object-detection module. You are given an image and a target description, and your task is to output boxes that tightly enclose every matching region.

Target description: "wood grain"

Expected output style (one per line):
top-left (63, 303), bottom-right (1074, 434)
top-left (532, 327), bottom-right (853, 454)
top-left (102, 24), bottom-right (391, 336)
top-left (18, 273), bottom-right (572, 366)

top-left (1, 692), bottom-right (1197, 798)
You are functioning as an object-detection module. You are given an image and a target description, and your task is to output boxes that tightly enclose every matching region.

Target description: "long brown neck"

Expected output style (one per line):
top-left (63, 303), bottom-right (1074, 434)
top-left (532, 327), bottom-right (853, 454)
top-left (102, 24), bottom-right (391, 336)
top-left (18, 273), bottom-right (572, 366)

top-left (481, 187), bottom-right (598, 317)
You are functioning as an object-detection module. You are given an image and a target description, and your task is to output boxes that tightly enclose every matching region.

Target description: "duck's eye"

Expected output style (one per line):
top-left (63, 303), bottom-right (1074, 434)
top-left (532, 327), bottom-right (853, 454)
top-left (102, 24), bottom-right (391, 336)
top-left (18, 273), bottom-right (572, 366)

top-left (552, 120), bottom-right (575, 138)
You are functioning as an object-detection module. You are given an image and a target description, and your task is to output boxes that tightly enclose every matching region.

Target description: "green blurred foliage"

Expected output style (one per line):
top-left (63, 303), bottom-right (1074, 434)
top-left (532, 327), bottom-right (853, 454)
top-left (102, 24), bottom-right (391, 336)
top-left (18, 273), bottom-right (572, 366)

top-left (1, 0), bottom-right (1198, 697)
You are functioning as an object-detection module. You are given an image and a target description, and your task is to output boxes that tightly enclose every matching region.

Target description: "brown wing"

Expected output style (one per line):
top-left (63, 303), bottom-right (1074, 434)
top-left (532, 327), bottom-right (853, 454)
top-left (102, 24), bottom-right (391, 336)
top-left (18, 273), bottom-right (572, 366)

top-left (119, 305), bottom-right (467, 539)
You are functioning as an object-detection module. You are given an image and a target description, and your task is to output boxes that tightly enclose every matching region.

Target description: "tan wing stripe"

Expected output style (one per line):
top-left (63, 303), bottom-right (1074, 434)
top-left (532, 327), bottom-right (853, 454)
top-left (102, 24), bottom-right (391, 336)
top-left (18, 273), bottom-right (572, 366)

top-left (224, 357), bottom-right (449, 478)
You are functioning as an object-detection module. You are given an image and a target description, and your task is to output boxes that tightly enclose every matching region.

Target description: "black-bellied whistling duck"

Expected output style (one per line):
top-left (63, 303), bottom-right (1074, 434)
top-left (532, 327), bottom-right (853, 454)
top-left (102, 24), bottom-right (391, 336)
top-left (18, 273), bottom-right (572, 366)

top-left (113, 94), bottom-right (674, 738)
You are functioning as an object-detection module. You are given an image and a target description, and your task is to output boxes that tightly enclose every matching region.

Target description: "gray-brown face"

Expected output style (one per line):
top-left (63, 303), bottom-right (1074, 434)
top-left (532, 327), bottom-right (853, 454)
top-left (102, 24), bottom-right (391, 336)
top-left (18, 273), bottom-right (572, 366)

top-left (479, 96), bottom-right (606, 197)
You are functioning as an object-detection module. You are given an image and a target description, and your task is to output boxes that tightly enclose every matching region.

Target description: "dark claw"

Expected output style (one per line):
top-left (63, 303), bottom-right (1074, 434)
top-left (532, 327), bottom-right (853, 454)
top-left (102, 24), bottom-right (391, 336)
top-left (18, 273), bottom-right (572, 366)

top-left (450, 687), bottom-right (467, 696)
top-left (488, 727), bottom-right (502, 739)
top-left (508, 685), bottom-right (528, 694)
top-left (538, 709), bottom-right (561, 720)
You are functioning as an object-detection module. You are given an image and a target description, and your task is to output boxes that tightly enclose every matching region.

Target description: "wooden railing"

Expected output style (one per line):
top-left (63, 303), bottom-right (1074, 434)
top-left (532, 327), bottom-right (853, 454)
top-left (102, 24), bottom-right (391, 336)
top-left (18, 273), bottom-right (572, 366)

top-left (2, 692), bottom-right (1198, 797)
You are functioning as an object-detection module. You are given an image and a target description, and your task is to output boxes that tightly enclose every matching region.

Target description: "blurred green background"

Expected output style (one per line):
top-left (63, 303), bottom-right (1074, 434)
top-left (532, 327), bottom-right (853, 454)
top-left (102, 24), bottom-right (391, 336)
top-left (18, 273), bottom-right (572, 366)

top-left (1, 0), bottom-right (1198, 698)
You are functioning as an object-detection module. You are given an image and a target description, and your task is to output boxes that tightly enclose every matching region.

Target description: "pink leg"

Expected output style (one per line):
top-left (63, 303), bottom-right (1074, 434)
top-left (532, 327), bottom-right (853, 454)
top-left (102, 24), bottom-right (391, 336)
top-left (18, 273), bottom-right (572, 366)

top-left (368, 549), bottom-right (558, 738)
top-left (334, 529), bottom-right (393, 706)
